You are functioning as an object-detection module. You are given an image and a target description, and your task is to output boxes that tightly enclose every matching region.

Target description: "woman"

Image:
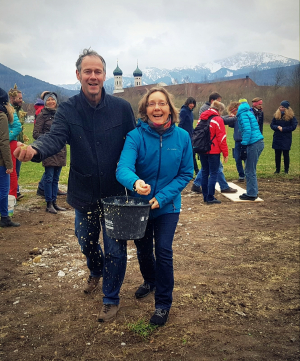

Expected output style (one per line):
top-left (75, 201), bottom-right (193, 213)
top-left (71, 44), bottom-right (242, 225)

top-left (33, 92), bottom-right (67, 214)
top-left (0, 88), bottom-right (20, 227)
top-left (178, 97), bottom-right (199, 175)
top-left (198, 100), bottom-right (228, 204)
top-left (270, 101), bottom-right (298, 174)
top-left (116, 87), bottom-right (193, 326)
top-left (231, 99), bottom-right (264, 201)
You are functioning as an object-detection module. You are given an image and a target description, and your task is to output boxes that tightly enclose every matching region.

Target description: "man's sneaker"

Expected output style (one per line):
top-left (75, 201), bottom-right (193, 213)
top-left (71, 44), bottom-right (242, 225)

top-left (150, 308), bottom-right (169, 327)
top-left (221, 187), bottom-right (237, 193)
top-left (84, 275), bottom-right (101, 294)
top-left (57, 189), bottom-right (67, 196)
top-left (191, 184), bottom-right (202, 194)
top-left (36, 187), bottom-right (45, 197)
top-left (16, 193), bottom-right (24, 201)
top-left (207, 198), bottom-right (221, 204)
top-left (98, 304), bottom-right (120, 322)
top-left (135, 282), bottom-right (155, 299)
top-left (238, 177), bottom-right (245, 182)
top-left (239, 193), bottom-right (257, 201)
top-left (0, 216), bottom-right (20, 227)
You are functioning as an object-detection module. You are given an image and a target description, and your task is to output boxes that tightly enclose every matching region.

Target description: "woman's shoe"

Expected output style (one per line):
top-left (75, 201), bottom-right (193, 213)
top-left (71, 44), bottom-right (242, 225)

top-left (53, 202), bottom-right (66, 211)
top-left (46, 201), bottom-right (57, 214)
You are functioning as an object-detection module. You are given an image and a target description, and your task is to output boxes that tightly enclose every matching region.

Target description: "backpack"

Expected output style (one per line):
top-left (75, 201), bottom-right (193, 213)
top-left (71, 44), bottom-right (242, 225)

top-left (192, 115), bottom-right (216, 154)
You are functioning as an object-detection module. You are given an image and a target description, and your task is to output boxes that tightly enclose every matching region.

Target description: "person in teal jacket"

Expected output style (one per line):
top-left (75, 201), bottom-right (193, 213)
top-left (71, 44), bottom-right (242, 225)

top-left (117, 87), bottom-right (193, 326)
top-left (234, 99), bottom-right (264, 201)
top-left (8, 107), bottom-right (22, 199)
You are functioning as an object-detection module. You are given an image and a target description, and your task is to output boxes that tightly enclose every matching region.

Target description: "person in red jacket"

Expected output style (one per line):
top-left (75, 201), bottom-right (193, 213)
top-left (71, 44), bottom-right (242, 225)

top-left (199, 100), bottom-right (228, 204)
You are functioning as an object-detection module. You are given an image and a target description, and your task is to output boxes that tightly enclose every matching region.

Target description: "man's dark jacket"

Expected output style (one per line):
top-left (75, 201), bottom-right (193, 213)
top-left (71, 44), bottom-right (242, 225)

top-left (32, 89), bottom-right (136, 211)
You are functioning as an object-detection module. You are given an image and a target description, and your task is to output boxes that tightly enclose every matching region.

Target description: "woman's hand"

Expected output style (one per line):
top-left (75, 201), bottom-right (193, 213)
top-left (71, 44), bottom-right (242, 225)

top-left (223, 156), bottom-right (229, 163)
top-left (278, 126), bottom-right (283, 132)
top-left (134, 179), bottom-right (151, 196)
top-left (13, 142), bottom-right (37, 162)
top-left (149, 197), bottom-right (159, 209)
top-left (6, 168), bottom-right (13, 174)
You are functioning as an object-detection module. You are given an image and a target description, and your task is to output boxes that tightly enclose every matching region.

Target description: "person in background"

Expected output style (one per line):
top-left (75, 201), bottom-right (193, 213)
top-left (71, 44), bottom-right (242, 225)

top-left (7, 90), bottom-right (22, 201)
top-left (0, 88), bottom-right (20, 227)
top-left (178, 97), bottom-right (199, 176)
top-left (117, 87), bottom-right (193, 326)
top-left (227, 102), bottom-right (245, 182)
top-left (34, 92), bottom-right (67, 197)
top-left (33, 92), bottom-right (67, 214)
top-left (232, 99), bottom-right (264, 201)
top-left (8, 85), bottom-right (28, 200)
top-left (198, 101), bottom-right (229, 204)
top-left (192, 92), bottom-right (237, 194)
top-left (270, 100), bottom-right (298, 174)
top-left (251, 97), bottom-right (264, 134)
top-left (14, 48), bottom-right (136, 323)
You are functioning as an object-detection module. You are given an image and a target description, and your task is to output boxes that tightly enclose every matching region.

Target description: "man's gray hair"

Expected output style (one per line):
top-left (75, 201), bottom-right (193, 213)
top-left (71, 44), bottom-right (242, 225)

top-left (76, 48), bottom-right (106, 73)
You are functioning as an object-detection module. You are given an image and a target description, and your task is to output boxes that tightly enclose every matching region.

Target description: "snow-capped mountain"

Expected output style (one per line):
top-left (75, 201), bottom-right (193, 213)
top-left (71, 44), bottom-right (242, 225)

top-left (59, 52), bottom-right (299, 93)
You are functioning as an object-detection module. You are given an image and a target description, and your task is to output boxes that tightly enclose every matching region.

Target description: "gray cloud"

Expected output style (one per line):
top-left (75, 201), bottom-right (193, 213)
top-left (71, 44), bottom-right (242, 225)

top-left (0, 0), bottom-right (299, 85)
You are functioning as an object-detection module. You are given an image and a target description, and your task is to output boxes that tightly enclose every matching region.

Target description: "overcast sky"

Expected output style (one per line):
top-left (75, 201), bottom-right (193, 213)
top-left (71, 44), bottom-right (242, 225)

top-left (0, 0), bottom-right (299, 85)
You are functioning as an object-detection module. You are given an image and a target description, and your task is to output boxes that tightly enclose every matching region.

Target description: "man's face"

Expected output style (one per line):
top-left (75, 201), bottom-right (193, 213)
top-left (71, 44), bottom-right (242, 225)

top-left (188, 103), bottom-right (195, 110)
top-left (256, 102), bottom-right (263, 110)
top-left (76, 55), bottom-right (106, 104)
top-left (12, 93), bottom-right (23, 107)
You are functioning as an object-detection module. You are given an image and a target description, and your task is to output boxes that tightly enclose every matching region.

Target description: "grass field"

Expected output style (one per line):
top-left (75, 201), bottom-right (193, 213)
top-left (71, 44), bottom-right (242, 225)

top-left (19, 122), bottom-right (299, 188)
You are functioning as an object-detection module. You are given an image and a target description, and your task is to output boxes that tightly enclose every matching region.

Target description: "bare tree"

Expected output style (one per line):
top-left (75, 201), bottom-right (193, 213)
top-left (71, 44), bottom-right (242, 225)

top-left (273, 67), bottom-right (286, 90)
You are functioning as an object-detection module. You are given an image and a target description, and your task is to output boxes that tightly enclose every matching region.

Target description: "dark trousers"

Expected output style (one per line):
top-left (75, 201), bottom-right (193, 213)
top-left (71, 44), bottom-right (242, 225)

top-left (193, 151), bottom-right (199, 175)
top-left (134, 213), bottom-right (179, 311)
top-left (275, 149), bottom-right (290, 173)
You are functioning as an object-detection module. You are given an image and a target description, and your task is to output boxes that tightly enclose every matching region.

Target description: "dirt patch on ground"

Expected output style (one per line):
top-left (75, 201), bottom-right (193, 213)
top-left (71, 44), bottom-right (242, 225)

top-left (1, 178), bottom-right (299, 361)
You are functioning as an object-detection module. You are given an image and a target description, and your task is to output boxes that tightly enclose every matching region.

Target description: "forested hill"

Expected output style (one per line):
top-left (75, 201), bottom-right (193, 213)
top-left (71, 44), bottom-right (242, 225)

top-left (0, 63), bottom-right (78, 103)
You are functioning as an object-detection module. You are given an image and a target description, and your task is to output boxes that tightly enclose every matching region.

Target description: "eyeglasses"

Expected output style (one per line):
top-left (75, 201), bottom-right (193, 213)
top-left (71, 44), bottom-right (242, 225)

top-left (147, 102), bottom-right (168, 108)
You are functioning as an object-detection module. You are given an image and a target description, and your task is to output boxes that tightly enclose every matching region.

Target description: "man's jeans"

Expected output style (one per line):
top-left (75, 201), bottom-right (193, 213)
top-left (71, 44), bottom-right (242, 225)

top-left (194, 160), bottom-right (229, 191)
top-left (199, 154), bottom-right (221, 202)
top-left (75, 209), bottom-right (127, 305)
top-left (245, 140), bottom-right (264, 197)
top-left (234, 141), bottom-right (245, 178)
top-left (134, 213), bottom-right (179, 311)
top-left (38, 172), bottom-right (45, 191)
top-left (44, 166), bottom-right (62, 202)
top-left (0, 166), bottom-right (10, 217)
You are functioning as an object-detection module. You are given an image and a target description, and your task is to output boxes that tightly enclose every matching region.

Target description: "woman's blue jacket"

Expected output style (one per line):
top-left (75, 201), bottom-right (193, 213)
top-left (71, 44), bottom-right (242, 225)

top-left (116, 119), bottom-right (194, 219)
top-left (237, 102), bottom-right (264, 146)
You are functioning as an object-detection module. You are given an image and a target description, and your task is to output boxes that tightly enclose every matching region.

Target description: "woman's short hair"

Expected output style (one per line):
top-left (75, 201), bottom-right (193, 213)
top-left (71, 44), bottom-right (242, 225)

top-left (184, 97), bottom-right (196, 107)
top-left (138, 87), bottom-right (179, 123)
top-left (211, 100), bottom-right (225, 114)
top-left (227, 101), bottom-right (240, 114)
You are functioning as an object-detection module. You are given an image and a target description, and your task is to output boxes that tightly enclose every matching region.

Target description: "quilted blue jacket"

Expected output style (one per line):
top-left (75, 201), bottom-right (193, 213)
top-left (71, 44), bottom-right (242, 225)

top-left (116, 120), bottom-right (193, 219)
top-left (237, 102), bottom-right (264, 146)
top-left (8, 109), bottom-right (22, 141)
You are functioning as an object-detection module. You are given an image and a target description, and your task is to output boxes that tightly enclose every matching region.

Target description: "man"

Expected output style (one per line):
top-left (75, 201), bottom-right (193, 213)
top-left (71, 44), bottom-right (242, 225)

top-left (8, 85), bottom-right (26, 200)
top-left (192, 92), bottom-right (237, 194)
top-left (251, 97), bottom-right (264, 134)
top-left (14, 49), bottom-right (136, 322)
top-left (178, 97), bottom-right (199, 175)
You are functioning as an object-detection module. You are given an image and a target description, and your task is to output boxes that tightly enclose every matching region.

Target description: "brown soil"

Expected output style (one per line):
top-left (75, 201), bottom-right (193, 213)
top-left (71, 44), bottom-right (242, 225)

top-left (1, 178), bottom-right (299, 361)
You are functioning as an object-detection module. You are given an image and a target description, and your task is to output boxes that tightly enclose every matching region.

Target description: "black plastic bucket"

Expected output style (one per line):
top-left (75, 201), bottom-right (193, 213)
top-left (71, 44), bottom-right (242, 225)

top-left (101, 196), bottom-right (151, 240)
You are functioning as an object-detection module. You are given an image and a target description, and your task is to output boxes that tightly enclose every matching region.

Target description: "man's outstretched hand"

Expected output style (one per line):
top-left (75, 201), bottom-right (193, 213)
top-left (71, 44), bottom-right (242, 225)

top-left (14, 142), bottom-right (38, 162)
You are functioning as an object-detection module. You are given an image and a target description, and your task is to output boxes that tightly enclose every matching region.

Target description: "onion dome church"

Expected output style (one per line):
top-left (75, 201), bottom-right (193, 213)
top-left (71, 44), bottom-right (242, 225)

top-left (113, 62), bottom-right (143, 94)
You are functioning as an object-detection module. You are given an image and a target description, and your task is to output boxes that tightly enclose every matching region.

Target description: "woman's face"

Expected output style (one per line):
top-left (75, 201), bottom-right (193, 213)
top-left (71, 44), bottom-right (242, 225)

top-left (279, 105), bottom-right (286, 112)
top-left (146, 91), bottom-right (171, 125)
top-left (46, 97), bottom-right (57, 109)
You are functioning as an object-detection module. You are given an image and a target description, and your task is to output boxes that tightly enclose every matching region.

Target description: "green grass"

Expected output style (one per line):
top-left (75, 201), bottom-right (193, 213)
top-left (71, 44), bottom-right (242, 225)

top-left (127, 319), bottom-right (158, 339)
top-left (19, 123), bottom-right (299, 189)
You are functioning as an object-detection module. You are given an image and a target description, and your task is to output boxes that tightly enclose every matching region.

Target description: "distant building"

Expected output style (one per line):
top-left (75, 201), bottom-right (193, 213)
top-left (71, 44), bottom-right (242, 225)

top-left (113, 62), bottom-right (124, 94)
top-left (133, 63), bottom-right (143, 87)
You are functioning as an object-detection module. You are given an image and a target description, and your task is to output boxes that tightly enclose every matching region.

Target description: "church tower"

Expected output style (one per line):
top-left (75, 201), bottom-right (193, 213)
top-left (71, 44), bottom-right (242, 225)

top-left (133, 62), bottom-right (142, 87)
top-left (113, 61), bottom-right (124, 93)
